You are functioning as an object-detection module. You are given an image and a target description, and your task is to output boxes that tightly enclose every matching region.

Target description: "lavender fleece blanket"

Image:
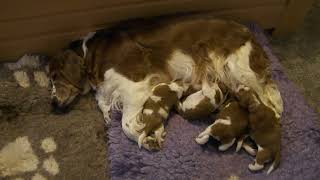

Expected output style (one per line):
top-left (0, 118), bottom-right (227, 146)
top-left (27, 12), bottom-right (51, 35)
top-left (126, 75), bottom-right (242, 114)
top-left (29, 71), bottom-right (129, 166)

top-left (108, 24), bottom-right (320, 180)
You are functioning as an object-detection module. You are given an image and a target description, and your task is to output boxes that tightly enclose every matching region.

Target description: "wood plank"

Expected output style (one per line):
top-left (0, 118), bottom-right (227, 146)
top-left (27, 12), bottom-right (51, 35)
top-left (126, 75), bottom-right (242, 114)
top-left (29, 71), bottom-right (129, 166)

top-left (274, 0), bottom-right (314, 35)
top-left (0, 0), bottom-right (146, 21)
top-left (0, 0), bottom-right (285, 40)
top-left (0, 0), bottom-right (284, 21)
top-left (0, 5), bottom-right (283, 61)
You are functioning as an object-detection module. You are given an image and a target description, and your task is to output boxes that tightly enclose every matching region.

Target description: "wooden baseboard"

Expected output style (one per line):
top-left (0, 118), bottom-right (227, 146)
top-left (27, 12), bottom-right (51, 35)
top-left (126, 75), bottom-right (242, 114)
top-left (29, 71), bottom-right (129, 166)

top-left (274, 0), bottom-right (314, 36)
top-left (0, 0), bottom-right (285, 61)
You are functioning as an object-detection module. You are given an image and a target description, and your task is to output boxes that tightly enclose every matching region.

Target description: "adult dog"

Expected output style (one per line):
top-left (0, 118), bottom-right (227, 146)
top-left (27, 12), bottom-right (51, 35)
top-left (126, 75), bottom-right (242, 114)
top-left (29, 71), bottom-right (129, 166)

top-left (48, 18), bottom-right (283, 149)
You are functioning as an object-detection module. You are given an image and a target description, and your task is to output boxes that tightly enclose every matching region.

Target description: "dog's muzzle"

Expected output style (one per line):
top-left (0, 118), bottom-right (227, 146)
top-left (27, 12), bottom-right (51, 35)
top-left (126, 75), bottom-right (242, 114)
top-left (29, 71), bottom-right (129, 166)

top-left (51, 96), bottom-right (69, 114)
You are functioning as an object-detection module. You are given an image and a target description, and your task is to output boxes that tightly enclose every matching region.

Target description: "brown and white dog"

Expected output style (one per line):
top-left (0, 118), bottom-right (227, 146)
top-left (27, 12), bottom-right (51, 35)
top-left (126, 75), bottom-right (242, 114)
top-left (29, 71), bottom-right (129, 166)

top-left (137, 82), bottom-right (184, 150)
top-left (177, 81), bottom-right (227, 120)
top-left (195, 100), bottom-right (249, 151)
top-left (235, 85), bottom-right (281, 174)
top-left (48, 18), bottom-right (283, 150)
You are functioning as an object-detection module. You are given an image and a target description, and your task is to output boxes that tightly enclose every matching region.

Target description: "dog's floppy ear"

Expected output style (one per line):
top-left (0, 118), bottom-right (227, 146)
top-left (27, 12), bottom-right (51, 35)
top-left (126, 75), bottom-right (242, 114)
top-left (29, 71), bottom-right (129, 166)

top-left (56, 50), bottom-right (86, 89)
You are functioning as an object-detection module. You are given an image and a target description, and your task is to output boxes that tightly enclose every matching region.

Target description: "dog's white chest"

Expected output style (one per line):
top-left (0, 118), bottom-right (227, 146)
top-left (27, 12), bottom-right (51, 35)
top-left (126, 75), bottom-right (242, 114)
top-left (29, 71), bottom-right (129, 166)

top-left (97, 69), bottom-right (153, 141)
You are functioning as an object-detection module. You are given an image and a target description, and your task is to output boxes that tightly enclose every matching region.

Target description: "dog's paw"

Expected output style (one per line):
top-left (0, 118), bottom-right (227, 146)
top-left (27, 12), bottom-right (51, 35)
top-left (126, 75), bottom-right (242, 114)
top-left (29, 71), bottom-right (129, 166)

top-left (0, 136), bottom-right (60, 179)
top-left (103, 115), bottom-right (112, 125)
top-left (102, 108), bottom-right (113, 125)
top-left (142, 136), bottom-right (161, 151)
top-left (218, 139), bottom-right (235, 151)
top-left (242, 143), bottom-right (257, 156)
top-left (195, 124), bottom-right (214, 145)
top-left (195, 135), bottom-right (210, 145)
top-left (248, 162), bottom-right (264, 172)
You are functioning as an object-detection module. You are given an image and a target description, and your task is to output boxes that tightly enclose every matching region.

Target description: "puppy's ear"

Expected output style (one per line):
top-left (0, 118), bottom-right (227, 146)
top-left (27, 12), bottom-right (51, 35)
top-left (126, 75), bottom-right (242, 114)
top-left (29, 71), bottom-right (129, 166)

top-left (58, 50), bottom-right (86, 89)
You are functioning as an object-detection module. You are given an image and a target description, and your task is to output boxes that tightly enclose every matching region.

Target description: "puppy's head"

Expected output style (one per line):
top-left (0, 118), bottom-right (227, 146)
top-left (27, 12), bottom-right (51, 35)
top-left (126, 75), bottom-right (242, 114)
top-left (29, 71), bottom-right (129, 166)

top-left (235, 86), bottom-right (260, 111)
top-left (152, 83), bottom-right (181, 106)
top-left (49, 50), bottom-right (90, 112)
top-left (180, 96), bottom-right (215, 120)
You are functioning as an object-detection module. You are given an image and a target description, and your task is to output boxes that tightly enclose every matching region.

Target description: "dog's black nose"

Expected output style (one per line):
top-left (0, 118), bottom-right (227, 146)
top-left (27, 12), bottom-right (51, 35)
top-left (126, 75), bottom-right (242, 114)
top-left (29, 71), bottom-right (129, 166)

top-left (51, 98), bottom-right (68, 114)
top-left (51, 98), bottom-right (59, 108)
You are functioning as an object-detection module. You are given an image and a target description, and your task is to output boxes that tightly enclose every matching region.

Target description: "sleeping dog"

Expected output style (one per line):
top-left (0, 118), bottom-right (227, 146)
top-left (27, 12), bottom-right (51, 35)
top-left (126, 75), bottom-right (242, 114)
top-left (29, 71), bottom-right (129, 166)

top-left (195, 100), bottom-right (248, 151)
top-left (48, 18), bottom-right (283, 150)
top-left (178, 81), bottom-right (227, 120)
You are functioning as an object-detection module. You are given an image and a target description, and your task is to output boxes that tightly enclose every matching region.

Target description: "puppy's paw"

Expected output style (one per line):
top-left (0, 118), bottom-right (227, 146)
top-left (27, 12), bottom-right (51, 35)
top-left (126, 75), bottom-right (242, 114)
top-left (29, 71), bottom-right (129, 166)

top-left (143, 136), bottom-right (161, 151)
top-left (102, 108), bottom-right (112, 125)
top-left (196, 125), bottom-right (214, 145)
top-left (236, 139), bottom-right (244, 152)
top-left (218, 138), bottom-right (235, 151)
top-left (242, 143), bottom-right (257, 156)
top-left (248, 162), bottom-right (264, 172)
top-left (154, 128), bottom-right (166, 148)
top-left (103, 115), bottom-right (112, 125)
top-left (195, 135), bottom-right (210, 145)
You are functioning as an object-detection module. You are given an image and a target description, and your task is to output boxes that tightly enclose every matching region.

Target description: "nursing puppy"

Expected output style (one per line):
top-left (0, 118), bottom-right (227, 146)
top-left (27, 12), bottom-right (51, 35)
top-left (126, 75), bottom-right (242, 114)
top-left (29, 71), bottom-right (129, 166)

top-left (137, 82), bottom-right (183, 150)
top-left (236, 85), bottom-right (281, 174)
top-left (195, 100), bottom-right (248, 151)
top-left (178, 82), bottom-right (227, 120)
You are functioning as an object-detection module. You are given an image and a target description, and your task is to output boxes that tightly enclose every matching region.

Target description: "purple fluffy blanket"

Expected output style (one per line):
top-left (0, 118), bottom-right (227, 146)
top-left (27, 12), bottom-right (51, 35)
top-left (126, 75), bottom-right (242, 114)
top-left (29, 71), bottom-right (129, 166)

top-left (107, 24), bottom-right (320, 180)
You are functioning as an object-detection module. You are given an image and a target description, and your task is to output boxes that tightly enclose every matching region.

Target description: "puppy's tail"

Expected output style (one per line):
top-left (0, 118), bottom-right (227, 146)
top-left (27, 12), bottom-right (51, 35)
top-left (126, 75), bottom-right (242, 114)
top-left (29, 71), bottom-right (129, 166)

top-left (267, 151), bottom-right (280, 175)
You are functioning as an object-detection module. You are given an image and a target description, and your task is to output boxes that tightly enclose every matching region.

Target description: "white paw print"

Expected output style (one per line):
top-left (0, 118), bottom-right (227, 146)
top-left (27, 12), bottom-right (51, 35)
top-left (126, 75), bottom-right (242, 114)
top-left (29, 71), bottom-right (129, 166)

top-left (0, 136), bottom-right (60, 179)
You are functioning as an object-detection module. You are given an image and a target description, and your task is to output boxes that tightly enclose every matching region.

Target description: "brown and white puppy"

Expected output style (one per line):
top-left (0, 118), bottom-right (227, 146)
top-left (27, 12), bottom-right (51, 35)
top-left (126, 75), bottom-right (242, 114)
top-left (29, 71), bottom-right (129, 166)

top-left (137, 82), bottom-right (183, 150)
top-left (48, 18), bottom-right (283, 149)
top-left (195, 100), bottom-right (248, 151)
top-left (236, 85), bottom-right (281, 174)
top-left (178, 81), bottom-right (227, 120)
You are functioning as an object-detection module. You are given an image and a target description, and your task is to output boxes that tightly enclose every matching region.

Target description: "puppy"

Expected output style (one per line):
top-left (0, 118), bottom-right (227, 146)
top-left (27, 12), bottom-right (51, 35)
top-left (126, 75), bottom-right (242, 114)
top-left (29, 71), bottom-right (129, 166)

top-left (178, 82), bottom-right (227, 120)
top-left (177, 90), bottom-right (214, 120)
top-left (137, 82), bottom-right (183, 150)
top-left (236, 85), bottom-right (281, 174)
top-left (195, 100), bottom-right (248, 151)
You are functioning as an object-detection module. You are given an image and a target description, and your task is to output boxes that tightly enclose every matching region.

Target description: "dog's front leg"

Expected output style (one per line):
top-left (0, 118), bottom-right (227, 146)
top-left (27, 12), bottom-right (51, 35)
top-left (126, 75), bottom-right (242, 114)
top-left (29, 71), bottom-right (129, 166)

top-left (219, 138), bottom-right (235, 151)
top-left (96, 91), bottom-right (112, 124)
top-left (195, 124), bottom-right (214, 145)
top-left (96, 83), bottom-right (120, 124)
top-left (248, 145), bottom-right (270, 172)
top-left (236, 135), bottom-right (257, 155)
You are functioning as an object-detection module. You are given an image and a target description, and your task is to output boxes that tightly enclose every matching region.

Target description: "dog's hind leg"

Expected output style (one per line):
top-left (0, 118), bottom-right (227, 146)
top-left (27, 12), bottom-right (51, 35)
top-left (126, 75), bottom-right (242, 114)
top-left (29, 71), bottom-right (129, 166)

top-left (219, 138), bottom-right (235, 151)
top-left (248, 145), bottom-right (271, 172)
top-left (195, 124), bottom-right (214, 145)
top-left (96, 84), bottom-right (119, 124)
top-left (242, 143), bottom-right (257, 156)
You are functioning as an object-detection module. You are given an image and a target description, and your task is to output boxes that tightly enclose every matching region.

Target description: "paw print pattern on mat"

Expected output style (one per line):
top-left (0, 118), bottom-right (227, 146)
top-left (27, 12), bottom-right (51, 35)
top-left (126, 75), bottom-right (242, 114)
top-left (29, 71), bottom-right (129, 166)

top-left (0, 136), bottom-right (60, 179)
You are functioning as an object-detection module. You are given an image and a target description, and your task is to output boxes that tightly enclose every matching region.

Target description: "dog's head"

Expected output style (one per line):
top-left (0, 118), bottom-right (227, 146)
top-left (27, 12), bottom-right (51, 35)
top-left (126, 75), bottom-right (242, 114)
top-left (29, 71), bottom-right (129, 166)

top-left (48, 49), bottom-right (90, 112)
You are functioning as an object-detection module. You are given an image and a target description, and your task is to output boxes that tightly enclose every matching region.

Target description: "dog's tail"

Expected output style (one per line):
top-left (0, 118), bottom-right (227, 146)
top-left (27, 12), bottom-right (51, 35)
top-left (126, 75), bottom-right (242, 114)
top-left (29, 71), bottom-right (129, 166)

top-left (267, 151), bottom-right (280, 175)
